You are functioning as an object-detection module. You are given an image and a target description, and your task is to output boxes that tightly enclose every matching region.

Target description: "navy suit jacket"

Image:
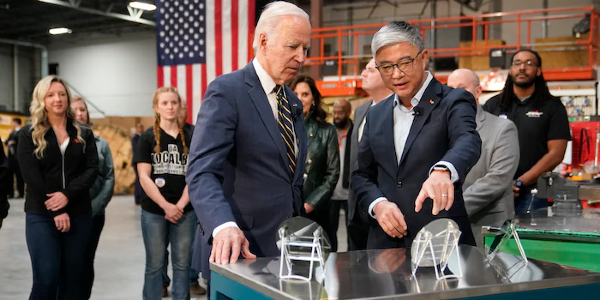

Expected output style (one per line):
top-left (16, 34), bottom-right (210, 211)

top-left (187, 62), bottom-right (307, 278)
top-left (351, 77), bottom-right (481, 249)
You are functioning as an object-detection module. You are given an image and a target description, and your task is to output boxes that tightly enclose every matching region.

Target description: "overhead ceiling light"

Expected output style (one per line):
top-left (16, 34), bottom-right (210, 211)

top-left (129, 1), bottom-right (156, 11)
top-left (49, 27), bottom-right (72, 35)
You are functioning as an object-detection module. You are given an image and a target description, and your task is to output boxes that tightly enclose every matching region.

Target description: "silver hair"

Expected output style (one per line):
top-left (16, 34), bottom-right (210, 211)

top-left (371, 21), bottom-right (425, 56)
top-left (252, 1), bottom-right (310, 50)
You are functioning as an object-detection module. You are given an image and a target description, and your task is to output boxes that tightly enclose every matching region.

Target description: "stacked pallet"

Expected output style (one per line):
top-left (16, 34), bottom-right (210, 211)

top-left (458, 39), bottom-right (506, 70)
top-left (92, 124), bottom-right (136, 195)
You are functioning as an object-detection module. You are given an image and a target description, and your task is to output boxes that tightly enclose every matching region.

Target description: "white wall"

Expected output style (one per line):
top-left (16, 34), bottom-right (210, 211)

top-left (48, 32), bottom-right (157, 118)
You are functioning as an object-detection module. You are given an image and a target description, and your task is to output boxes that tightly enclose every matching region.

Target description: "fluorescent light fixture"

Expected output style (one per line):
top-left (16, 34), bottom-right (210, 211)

top-left (49, 27), bottom-right (72, 35)
top-left (129, 1), bottom-right (156, 11)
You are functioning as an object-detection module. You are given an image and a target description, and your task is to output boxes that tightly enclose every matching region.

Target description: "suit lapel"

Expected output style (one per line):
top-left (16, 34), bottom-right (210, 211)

top-left (355, 100), bottom-right (372, 126)
top-left (378, 99), bottom-right (399, 178)
top-left (245, 64), bottom-right (288, 169)
top-left (398, 78), bottom-right (443, 170)
top-left (287, 85), bottom-right (306, 183)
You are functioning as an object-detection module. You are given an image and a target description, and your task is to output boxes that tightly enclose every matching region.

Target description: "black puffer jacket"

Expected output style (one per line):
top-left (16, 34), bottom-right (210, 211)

top-left (18, 121), bottom-right (99, 217)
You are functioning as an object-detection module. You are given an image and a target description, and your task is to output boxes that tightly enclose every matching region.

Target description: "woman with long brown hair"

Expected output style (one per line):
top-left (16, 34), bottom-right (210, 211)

top-left (18, 75), bottom-right (98, 299)
top-left (133, 87), bottom-right (196, 300)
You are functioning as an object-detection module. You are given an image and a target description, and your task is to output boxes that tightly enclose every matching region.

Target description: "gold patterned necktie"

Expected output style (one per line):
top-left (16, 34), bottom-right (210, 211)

top-left (274, 85), bottom-right (296, 175)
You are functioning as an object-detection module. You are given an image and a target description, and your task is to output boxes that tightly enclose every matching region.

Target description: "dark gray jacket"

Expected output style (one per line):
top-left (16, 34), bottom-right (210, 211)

top-left (89, 136), bottom-right (115, 216)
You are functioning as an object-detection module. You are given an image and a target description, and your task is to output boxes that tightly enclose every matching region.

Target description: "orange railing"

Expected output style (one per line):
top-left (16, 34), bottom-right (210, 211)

top-left (307, 6), bottom-right (599, 97)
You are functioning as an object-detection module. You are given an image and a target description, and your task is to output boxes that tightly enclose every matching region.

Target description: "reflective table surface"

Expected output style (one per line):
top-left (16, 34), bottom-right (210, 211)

top-left (211, 246), bottom-right (600, 300)
top-left (483, 209), bottom-right (600, 241)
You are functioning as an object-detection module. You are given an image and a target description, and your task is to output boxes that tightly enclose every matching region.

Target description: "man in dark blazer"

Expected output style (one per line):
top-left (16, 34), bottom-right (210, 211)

top-left (347, 58), bottom-right (393, 250)
top-left (0, 145), bottom-right (10, 229)
top-left (352, 21), bottom-right (481, 250)
top-left (447, 69), bottom-right (519, 246)
top-left (186, 1), bottom-right (310, 280)
top-left (5, 118), bottom-right (23, 198)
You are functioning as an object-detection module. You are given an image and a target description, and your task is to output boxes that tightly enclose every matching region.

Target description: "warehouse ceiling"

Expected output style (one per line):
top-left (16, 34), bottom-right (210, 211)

top-left (0, 0), bottom-right (475, 45)
top-left (0, 0), bottom-right (156, 44)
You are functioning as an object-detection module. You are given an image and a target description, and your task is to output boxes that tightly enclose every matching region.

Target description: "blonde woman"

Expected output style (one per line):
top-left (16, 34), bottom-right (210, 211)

top-left (18, 75), bottom-right (98, 299)
top-left (133, 87), bottom-right (195, 300)
top-left (71, 97), bottom-right (115, 299)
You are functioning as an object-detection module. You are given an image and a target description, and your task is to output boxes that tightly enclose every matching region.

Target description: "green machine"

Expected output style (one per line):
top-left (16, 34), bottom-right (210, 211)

top-left (483, 173), bottom-right (600, 272)
top-left (482, 211), bottom-right (600, 272)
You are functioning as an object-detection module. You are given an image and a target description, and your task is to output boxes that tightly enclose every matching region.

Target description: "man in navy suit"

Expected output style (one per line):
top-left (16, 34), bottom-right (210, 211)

top-left (186, 1), bottom-right (310, 280)
top-left (352, 21), bottom-right (481, 250)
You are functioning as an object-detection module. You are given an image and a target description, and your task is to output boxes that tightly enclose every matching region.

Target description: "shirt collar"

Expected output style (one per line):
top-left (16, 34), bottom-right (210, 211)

top-left (394, 71), bottom-right (434, 109)
top-left (252, 59), bottom-right (278, 96)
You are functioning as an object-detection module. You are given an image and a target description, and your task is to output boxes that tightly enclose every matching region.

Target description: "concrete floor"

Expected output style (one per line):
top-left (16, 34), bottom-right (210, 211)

top-left (0, 195), bottom-right (348, 299)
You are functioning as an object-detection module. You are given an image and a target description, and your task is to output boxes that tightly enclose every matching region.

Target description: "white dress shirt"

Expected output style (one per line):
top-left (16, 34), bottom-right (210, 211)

top-left (368, 72), bottom-right (459, 218)
top-left (213, 59), bottom-right (298, 238)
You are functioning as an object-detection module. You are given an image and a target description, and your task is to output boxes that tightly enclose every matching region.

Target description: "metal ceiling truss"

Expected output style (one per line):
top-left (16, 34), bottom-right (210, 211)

top-left (38, 0), bottom-right (156, 26)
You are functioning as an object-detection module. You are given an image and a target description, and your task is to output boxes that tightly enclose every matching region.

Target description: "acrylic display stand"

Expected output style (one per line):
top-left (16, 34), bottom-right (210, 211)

top-left (485, 220), bottom-right (528, 264)
top-left (411, 219), bottom-right (463, 280)
top-left (278, 220), bottom-right (327, 281)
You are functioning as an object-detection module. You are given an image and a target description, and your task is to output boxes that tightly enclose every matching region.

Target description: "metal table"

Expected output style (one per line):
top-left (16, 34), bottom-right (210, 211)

top-left (482, 209), bottom-right (600, 272)
top-left (210, 245), bottom-right (600, 299)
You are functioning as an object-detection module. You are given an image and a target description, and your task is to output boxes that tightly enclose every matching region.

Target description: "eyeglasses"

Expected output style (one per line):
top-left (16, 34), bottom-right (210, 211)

top-left (376, 50), bottom-right (423, 76)
top-left (511, 60), bottom-right (538, 68)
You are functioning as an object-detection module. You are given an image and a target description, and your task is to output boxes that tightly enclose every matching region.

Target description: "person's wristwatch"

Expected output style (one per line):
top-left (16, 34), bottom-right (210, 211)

top-left (514, 179), bottom-right (523, 187)
top-left (433, 164), bottom-right (450, 173)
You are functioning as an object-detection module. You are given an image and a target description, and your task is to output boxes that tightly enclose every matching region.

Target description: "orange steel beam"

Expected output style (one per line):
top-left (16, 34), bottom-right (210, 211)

top-left (310, 6), bottom-right (599, 97)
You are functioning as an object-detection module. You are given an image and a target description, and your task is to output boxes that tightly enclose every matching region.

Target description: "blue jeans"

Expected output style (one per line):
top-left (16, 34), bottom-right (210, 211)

top-left (26, 212), bottom-right (92, 300)
top-left (141, 210), bottom-right (195, 300)
top-left (162, 224), bottom-right (200, 287)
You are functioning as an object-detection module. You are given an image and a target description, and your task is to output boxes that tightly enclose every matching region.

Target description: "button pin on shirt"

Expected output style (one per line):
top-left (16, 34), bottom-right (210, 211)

top-left (155, 178), bottom-right (166, 188)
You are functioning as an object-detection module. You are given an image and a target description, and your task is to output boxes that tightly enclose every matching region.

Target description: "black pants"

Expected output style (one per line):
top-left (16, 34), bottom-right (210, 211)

top-left (26, 212), bottom-right (92, 300)
top-left (307, 202), bottom-right (332, 247)
top-left (347, 215), bottom-right (369, 251)
top-left (8, 158), bottom-right (24, 197)
top-left (328, 200), bottom-right (348, 252)
top-left (81, 214), bottom-right (106, 299)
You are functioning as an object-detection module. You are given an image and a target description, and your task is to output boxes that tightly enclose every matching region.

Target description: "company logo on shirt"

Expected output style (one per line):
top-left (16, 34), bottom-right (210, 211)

top-left (526, 111), bottom-right (543, 118)
top-left (151, 144), bottom-right (188, 175)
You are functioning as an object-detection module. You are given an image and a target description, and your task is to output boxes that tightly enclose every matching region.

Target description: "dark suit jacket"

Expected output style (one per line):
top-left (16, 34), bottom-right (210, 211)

top-left (352, 78), bottom-right (481, 249)
top-left (348, 100), bottom-right (372, 222)
top-left (0, 147), bottom-right (9, 219)
top-left (187, 62), bottom-right (307, 279)
top-left (5, 130), bottom-right (18, 161)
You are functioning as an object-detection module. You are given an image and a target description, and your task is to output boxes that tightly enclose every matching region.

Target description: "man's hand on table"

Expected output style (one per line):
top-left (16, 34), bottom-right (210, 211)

top-left (210, 227), bottom-right (256, 264)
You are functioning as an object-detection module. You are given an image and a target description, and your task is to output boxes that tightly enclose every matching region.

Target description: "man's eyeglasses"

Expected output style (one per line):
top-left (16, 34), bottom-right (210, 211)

top-left (511, 60), bottom-right (538, 68)
top-left (376, 50), bottom-right (423, 76)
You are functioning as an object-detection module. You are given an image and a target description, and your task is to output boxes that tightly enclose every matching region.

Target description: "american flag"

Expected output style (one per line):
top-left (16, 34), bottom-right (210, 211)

top-left (156, 0), bottom-right (256, 123)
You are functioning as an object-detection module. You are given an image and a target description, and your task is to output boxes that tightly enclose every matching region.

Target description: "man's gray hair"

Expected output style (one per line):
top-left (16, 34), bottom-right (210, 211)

top-left (253, 1), bottom-right (310, 50)
top-left (371, 21), bottom-right (425, 56)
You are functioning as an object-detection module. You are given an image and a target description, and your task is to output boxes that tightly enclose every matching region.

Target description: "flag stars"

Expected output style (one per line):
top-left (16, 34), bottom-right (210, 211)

top-left (157, 0), bottom-right (205, 65)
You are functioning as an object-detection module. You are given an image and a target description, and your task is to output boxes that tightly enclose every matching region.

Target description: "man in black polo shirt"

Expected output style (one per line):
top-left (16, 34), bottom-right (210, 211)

top-left (483, 49), bottom-right (570, 215)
